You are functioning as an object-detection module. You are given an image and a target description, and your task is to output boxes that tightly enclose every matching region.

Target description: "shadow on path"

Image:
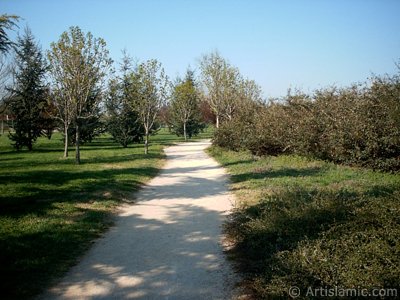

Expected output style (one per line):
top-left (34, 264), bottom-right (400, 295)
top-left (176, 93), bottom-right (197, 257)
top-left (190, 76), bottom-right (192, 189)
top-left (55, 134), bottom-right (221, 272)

top-left (41, 141), bottom-right (237, 300)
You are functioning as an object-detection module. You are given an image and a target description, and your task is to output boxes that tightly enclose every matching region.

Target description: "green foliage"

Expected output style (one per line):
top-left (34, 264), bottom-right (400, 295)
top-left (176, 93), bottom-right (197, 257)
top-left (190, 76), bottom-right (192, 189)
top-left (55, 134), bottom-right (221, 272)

top-left (8, 28), bottom-right (50, 150)
top-left (214, 68), bottom-right (400, 171)
top-left (169, 69), bottom-right (205, 139)
top-left (209, 146), bottom-right (400, 299)
top-left (69, 87), bottom-right (105, 145)
top-left (170, 118), bottom-right (206, 139)
top-left (107, 110), bottom-right (143, 147)
top-left (213, 99), bottom-right (261, 151)
top-left (68, 116), bottom-right (105, 145)
top-left (129, 59), bottom-right (169, 154)
top-left (0, 14), bottom-right (19, 54)
top-left (47, 26), bottom-right (112, 163)
top-left (105, 56), bottom-right (145, 147)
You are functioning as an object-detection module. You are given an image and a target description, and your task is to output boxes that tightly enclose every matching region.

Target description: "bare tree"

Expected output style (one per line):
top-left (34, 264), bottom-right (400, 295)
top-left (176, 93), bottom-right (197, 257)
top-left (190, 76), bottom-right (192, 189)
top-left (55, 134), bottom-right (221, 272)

top-left (47, 26), bottom-right (111, 163)
top-left (0, 55), bottom-right (13, 106)
top-left (199, 51), bottom-right (243, 127)
top-left (130, 59), bottom-right (169, 154)
top-left (237, 78), bottom-right (264, 110)
top-left (221, 65), bottom-right (241, 121)
top-left (199, 51), bottom-right (225, 128)
top-left (0, 56), bottom-right (12, 134)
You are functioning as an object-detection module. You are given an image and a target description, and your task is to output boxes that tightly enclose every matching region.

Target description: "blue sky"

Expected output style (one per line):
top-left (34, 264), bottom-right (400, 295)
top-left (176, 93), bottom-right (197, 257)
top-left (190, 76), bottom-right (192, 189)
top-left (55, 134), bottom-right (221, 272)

top-left (2, 0), bottom-right (400, 98)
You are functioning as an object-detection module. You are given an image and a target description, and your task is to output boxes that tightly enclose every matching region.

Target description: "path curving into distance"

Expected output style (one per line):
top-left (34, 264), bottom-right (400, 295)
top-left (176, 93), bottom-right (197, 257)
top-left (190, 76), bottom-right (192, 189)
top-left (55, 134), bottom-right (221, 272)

top-left (41, 141), bottom-right (238, 300)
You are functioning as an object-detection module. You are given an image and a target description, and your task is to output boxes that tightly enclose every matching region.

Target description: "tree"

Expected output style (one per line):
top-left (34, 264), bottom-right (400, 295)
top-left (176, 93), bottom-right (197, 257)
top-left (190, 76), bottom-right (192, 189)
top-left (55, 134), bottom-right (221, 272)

top-left (169, 69), bottom-right (204, 140)
top-left (130, 59), bottom-right (169, 154)
top-left (199, 50), bottom-right (242, 127)
top-left (106, 75), bottom-right (144, 147)
top-left (220, 65), bottom-right (241, 122)
top-left (0, 14), bottom-right (19, 133)
top-left (47, 26), bottom-right (111, 164)
top-left (106, 52), bottom-right (144, 147)
top-left (0, 55), bottom-right (13, 114)
top-left (8, 28), bottom-right (48, 150)
top-left (0, 14), bottom-right (19, 55)
top-left (67, 86), bottom-right (105, 145)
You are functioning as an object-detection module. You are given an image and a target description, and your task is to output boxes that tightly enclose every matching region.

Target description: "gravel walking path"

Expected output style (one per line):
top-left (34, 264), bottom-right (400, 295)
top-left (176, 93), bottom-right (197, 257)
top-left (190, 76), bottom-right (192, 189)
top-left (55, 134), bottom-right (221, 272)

top-left (41, 141), bottom-right (237, 300)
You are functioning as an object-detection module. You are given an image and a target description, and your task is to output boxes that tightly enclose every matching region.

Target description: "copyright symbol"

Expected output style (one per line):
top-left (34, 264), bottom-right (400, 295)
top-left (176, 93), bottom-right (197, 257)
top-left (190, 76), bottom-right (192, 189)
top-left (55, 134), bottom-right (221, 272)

top-left (289, 286), bottom-right (301, 298)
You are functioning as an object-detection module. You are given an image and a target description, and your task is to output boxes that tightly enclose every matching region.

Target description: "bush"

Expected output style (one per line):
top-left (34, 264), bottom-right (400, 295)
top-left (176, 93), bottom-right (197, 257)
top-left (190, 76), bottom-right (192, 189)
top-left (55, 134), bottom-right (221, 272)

top-left (227, 187), bottom-right (400, 298)
top-left (214, 71), bottom-right (400, 171)
top-left (213, 100), bottom-right (267, 152)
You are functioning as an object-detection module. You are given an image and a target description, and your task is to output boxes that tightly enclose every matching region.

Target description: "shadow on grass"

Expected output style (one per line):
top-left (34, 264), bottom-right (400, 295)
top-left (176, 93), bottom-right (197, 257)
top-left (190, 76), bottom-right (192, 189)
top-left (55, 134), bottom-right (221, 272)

top-left (230, 166), bottom-right (324, 183)
top-left (0, 153), bottom-right (165, 171)
top-left (0, 166), bottom-right (160, 215)
top-left (0, 204), bottom-right (114, 299)
top-left (365, 184), bottom-right (398, 197)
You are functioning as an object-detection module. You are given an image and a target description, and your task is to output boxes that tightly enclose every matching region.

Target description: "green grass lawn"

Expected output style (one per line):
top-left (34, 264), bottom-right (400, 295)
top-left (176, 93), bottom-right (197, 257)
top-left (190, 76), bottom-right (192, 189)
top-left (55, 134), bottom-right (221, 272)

top-left (208, 146), bottom-right (400, 299)
top-left (154, 125), bottom-right (214, 144)
top-left (0, 127), bottom-right (213, 299)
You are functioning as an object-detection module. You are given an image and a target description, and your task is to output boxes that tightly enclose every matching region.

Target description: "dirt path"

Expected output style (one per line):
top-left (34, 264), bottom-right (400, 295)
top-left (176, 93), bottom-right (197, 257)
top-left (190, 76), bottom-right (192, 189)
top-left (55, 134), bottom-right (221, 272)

top-left (42, 141), bottom-right (237, 299)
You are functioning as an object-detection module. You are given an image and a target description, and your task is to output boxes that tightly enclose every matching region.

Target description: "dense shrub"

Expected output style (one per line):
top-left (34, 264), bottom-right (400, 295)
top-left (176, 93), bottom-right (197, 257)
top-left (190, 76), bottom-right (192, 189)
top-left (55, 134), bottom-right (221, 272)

top-left (213, 100), bottom-right (270, 152)
top-left (214, 71), bottom-right (400, 171)
top-left (228, 188), bottom-right (400, 298)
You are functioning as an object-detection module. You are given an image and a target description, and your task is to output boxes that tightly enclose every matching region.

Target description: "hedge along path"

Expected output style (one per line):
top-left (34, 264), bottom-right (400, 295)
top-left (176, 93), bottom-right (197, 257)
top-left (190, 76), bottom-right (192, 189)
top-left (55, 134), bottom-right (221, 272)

top-left (41, 141), bottom-right (238, 300)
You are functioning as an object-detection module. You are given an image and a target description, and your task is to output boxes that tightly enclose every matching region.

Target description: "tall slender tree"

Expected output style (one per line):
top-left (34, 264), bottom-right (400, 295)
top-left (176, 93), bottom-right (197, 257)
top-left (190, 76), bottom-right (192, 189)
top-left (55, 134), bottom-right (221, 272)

top-left (170, 69), bottom-right (203, 140)
top-left (48, 26), bottom-right (111, 163)
top-left (130, 59), bottom-right (169, 154)
top-left (0, 14), bottom-right (19, 128)
top-left (106, 53), bottom-right (144, 147)
top-left (8, 28), bottom-right (48, 150)
top-left (199, 50), bottom-right (242, 127)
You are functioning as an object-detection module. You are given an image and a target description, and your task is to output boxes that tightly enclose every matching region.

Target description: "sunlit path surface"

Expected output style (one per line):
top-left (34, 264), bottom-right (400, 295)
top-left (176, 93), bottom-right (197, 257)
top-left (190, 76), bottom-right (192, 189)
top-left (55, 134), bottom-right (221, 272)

top-left (41, 141), bottom-right (237, 300)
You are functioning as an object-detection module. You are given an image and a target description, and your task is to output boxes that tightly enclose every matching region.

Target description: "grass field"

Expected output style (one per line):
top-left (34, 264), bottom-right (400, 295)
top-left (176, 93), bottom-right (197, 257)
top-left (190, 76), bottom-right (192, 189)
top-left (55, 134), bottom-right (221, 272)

top-left (208, 146), bottom-right (400, 299)
top-left (0, 127), bottom-right (212, 299)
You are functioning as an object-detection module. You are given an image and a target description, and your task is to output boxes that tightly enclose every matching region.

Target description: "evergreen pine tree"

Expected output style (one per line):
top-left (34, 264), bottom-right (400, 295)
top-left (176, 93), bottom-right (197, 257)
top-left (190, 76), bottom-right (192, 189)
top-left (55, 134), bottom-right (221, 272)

top-left (106, 54), bottom-right (145, 148)
top-left (9, 28), bottom-right (48, 150)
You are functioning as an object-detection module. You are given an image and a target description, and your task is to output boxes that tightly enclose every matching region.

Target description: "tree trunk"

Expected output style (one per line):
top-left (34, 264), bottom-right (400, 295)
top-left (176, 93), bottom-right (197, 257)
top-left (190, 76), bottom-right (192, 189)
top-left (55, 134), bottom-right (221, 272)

top-left (216, 114), bottom-right (220, 128)
top-left (64, 124), bottom-right (69, 158)
top-left (28, 130), bottom-right (32, 151)
top-left (1, 119), bottom-right (3, 135)
top-left (183, 121), bottom-right (187, 141)
top-left (75, 122), bottom-right (80, 164)
top-left (144, 128), bottom-right (149, 155)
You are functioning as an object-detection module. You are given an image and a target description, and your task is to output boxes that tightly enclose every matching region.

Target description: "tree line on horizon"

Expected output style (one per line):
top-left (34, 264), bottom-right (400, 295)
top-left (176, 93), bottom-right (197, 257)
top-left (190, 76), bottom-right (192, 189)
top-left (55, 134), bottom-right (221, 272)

top-left (0, 15), bottom-right (262, 164)
top-left (1, 14), bottom-right (399, 171)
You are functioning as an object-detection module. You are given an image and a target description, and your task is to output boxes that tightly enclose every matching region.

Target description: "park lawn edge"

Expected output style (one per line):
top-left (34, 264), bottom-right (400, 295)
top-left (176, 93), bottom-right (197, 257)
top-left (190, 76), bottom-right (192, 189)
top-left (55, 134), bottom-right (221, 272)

top-left (207, 145), bottom-right (400, 299)
top-left (0, 133), bottom-right (171, 299)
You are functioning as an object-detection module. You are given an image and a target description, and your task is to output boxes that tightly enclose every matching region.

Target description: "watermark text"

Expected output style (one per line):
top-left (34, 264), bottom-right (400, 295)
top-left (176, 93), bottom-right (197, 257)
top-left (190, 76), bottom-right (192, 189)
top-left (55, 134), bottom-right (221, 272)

top-left (288, 286), bottom-right (398, 298)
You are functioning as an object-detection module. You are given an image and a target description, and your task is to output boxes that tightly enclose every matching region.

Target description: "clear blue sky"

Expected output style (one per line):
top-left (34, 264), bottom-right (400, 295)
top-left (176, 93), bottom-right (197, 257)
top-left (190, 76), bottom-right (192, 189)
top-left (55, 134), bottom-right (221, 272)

top-left (2, 0), bottom-right (400, 98)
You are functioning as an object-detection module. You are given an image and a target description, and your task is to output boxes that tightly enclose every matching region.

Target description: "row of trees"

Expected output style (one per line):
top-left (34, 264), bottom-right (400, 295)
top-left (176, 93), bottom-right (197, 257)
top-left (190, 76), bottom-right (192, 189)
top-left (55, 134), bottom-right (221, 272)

top-left (0, 23), bottom-right (168, 162)
top-left (3, 18), bottom-right (254, 163)
top-left (8, 15), bottom-right (397, 172)
top-left (199, 51), bottom-right (263, 127)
